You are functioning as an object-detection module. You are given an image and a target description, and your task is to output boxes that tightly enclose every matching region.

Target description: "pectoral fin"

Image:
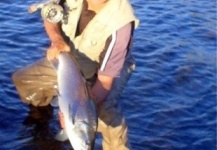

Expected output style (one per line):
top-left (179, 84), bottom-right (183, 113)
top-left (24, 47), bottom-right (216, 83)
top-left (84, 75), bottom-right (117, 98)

top-left (50, 59), bottom-right (59, 71)
top-left (55, 129), bottom-right (68, 142)
top-left (50, 96), bottom-right (59, 107)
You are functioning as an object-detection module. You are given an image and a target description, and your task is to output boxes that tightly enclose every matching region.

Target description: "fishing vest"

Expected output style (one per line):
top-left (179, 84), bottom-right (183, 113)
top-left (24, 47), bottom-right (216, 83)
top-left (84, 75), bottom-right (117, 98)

top-left (62, 0), bottom-right (139, 79)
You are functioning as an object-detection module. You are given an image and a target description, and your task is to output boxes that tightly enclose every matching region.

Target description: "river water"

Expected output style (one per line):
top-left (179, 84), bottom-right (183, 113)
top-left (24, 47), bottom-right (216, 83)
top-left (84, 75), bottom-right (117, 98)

top-left (0, 0), bottom-right (216, 150)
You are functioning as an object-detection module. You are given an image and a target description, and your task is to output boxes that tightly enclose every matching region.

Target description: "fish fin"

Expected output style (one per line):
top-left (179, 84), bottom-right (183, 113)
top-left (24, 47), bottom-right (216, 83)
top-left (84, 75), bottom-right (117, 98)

top-left (55, 129), bottom-right (68, 142)
top-left (83, 79), bottom-right (90, 97)
top-left (50, 96), bottom-right (59, 107)
top-left (50, 59), bottom-right (59, 71)
top-left (69, 104), bottom-right (76, 124)
top-left (53, 84), bottom-right (60, 96)
top-left (87, 100), bottom-right (98, 131)
top-left (50, 58), bottom-right (60, 96)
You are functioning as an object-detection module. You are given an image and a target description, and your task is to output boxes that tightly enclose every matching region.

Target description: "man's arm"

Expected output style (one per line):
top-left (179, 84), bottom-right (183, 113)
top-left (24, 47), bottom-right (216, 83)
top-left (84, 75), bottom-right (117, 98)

top-left (91, 74), bottom-right (114, 105)
top-left (44, 20), bottom-right (63, 42)
top-left (44, 20), bottom-right (70, 60)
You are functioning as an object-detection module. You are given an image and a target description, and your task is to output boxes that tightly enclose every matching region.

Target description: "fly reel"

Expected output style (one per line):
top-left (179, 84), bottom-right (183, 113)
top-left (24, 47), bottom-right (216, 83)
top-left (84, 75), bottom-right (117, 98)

top-left (41, 3), bottom-right (63, 23)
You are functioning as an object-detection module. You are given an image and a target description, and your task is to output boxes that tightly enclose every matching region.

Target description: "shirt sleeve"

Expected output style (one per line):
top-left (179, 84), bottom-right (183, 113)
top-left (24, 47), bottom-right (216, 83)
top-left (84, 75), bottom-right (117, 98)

top-left (98, 23), bottom-right (132, 77)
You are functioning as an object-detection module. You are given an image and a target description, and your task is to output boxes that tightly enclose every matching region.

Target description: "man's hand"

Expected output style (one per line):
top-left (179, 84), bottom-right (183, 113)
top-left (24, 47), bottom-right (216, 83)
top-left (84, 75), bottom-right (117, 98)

top-left (58, 111), bottom-right (65, 129)
top-left (46, 40), bottom-right (70, 60)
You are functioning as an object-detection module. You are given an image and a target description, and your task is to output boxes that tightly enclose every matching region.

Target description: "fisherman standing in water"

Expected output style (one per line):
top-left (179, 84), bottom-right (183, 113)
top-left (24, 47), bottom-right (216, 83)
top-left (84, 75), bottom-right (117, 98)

top-left (12, 0), bottom-right (139, 149)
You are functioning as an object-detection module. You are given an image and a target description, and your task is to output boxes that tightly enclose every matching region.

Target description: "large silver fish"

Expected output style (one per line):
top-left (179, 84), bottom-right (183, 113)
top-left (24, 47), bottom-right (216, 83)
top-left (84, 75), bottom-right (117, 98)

top-left (51, 52), bottom-right (97, 150)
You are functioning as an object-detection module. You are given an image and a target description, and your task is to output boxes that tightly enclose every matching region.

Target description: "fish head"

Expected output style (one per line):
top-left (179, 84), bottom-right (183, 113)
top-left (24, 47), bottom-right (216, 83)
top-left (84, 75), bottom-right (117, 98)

top-left (73, 121), bottom-right (96, 150)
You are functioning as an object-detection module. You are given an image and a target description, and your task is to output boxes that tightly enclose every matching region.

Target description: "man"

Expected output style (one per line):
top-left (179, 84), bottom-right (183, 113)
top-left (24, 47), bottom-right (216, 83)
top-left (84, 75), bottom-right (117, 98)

top-left (12, 0), bottom-right (139, 149)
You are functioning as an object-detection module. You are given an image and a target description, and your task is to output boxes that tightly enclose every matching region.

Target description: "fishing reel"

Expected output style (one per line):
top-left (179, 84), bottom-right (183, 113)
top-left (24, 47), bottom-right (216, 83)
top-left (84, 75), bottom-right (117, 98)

top-left (41, 3), bottom-right (63, 23)
top-left (28, 0), bottom-right (64, 23)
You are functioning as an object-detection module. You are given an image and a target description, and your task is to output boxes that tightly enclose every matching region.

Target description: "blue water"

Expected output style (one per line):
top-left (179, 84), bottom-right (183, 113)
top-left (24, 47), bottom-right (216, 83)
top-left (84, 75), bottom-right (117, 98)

top-left (0, 0), bottom-right (216, 150)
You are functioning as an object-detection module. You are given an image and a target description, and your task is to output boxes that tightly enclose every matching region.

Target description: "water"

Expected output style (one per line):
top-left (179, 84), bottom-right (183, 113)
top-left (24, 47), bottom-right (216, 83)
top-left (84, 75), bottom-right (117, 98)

top-left (0, 0), bottom-right (216, 150)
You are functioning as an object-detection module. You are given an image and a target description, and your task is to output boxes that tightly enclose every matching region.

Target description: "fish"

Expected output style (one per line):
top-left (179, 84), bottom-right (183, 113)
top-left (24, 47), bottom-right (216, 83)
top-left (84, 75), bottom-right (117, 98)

top-left (51, 52), bottom-right (97, 150)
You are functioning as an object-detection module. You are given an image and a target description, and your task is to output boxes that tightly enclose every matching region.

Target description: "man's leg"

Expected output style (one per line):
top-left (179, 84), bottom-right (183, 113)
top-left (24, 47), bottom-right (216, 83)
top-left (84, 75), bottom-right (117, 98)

top-left (97, 57), bottom-right (136, 150)
top-left (97, 101), bottom-right (130, 150)
top-left (12, 58), bottom-right (57, 106)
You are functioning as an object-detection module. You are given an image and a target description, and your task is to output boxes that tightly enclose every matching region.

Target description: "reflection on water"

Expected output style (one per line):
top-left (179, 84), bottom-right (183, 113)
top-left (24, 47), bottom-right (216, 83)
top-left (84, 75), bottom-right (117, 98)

top-left (20, 105), bottom-right (71, 150)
